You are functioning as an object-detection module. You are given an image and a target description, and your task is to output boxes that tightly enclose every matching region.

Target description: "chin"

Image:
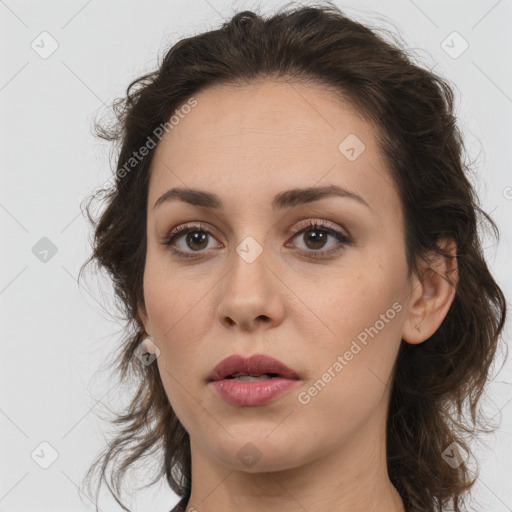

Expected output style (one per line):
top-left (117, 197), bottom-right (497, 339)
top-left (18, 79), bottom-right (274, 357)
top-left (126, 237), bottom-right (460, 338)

top-left (211, 436), bottom-right (309, 473)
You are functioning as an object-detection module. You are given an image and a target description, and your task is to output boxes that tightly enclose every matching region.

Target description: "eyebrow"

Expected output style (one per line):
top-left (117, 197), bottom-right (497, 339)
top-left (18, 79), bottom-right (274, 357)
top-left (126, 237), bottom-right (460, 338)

top-left (153, 184), bottom-right (371, 212)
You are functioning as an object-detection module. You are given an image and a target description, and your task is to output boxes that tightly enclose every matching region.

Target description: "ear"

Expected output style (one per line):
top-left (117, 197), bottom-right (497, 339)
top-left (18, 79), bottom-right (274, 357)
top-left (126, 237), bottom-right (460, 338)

top-left (137, 300), bottom-right (151, 338)
top-left (402, 237), bottom-right (458, 345)
top-left (137, 302), bottom-right (158, 355)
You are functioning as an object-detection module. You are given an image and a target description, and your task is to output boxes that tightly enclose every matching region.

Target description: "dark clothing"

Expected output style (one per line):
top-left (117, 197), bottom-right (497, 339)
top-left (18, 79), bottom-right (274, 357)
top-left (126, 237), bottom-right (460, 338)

top-left (169, 496), bottom-right (188, 512)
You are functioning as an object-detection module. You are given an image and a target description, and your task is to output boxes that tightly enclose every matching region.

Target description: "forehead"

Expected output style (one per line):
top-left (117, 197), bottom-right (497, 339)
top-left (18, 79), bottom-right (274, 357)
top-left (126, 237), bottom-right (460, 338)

top-left (148, 79), bottom-right (399, 218)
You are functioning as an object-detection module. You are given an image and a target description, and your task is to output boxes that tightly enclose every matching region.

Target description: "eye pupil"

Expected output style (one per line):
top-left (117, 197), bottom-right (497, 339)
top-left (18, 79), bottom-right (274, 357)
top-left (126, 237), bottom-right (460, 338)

top-left (187, 231), bottom-right (208, 250)
top-left (304, 229), bottom-right (327, 249)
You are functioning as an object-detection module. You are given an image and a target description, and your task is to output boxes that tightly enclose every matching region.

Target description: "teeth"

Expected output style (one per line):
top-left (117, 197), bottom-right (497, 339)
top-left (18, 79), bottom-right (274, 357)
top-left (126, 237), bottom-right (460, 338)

top-left (231, 372), bottom-right (267, 377)
top-left (231, 374), bottom-right (273, 382)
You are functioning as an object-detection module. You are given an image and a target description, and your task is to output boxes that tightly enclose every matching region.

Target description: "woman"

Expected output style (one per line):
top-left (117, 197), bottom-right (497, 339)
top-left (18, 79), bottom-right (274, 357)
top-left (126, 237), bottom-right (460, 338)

top-left (80, 3), bottom-right (507, 511)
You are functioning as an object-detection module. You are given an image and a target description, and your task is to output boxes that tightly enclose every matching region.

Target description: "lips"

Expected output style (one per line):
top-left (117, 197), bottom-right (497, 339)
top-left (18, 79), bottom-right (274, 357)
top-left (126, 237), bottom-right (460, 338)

top-left (207, 353), bottom-right (300, 382)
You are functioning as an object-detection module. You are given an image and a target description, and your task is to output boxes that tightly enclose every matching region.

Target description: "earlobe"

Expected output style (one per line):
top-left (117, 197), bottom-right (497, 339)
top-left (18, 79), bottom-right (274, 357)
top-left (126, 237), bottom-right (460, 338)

top-left (402, 238), bottom-right (458, 345)
top-left (143, 337), bottom-right (158, 355)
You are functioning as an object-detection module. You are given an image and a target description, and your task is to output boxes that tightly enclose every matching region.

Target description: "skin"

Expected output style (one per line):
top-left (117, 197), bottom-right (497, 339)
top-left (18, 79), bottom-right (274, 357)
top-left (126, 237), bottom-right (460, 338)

top-left (138, 78), bottom-right (458, 512)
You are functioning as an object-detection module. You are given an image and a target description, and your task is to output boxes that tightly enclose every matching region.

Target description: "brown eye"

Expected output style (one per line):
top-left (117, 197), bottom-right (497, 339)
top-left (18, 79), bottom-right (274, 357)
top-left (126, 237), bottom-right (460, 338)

top-left (301, 228), bottom-right (330, 250)
top-left (164, 223), bottom-right (222, 257)
top-left (286, 221), bottom-right (352, 258)
top-left (183, 230), bottom-right (209, 251)
top-left (164, 220), bottom-right (352, 260)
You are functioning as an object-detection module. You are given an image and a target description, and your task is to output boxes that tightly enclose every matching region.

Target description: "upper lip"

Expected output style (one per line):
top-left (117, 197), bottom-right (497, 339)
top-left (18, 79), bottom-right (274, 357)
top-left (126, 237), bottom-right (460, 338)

top-left (208, 353), bottom-right (300, 381)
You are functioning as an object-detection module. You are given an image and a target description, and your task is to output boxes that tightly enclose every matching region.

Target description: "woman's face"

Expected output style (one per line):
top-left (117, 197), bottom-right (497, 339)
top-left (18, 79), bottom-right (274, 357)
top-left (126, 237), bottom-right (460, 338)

top-left (139, 79), bottom-right (420, 472)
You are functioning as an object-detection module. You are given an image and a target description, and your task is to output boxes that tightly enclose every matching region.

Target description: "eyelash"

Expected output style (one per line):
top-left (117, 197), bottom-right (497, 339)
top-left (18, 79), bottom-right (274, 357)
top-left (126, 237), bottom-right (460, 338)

top-left (162, 220), bottom-right (353, 260)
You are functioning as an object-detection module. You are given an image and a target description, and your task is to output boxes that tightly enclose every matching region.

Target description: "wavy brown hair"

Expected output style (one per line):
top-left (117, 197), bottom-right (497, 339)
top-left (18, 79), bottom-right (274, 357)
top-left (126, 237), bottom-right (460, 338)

top-left (79, 3), bottom-right (508, 511)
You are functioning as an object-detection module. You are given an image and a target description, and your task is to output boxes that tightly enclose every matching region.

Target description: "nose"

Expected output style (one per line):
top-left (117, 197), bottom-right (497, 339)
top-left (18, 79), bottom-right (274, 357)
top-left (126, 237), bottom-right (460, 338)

top-left (216, 247), bottom-right (286, 332)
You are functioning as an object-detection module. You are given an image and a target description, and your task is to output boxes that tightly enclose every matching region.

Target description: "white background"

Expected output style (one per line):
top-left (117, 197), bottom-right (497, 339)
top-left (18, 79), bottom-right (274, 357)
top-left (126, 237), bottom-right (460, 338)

top-left (1, 1), bottom-right (511, 511)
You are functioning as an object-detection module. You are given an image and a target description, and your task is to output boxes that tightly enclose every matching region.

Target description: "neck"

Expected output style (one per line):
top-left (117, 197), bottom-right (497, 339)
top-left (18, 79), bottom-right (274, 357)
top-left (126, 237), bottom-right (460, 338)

top-left (183, 403), bottom-right (405, 512)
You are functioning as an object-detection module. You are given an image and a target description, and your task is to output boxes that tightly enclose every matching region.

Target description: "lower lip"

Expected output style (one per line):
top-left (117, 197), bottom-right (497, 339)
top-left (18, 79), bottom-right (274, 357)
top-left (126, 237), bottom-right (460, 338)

top-left (209, 377), bottom-right (300, 406)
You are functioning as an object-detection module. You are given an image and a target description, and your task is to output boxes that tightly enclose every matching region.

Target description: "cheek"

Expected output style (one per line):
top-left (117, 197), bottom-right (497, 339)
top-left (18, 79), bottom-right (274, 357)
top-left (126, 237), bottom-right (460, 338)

top-left (145, 283), bottom-right (212, 364)
top-left (292, 295), bottom-right (403, 445)
top-left (143, 249), bottom-right (206, 337)
top-left (142, 257), bottom-right (217, 381)
top-left (294, 264), bottom-right (395, 346)
top-left (294, 258), bottom-right (405, 404)
top-left (143, 272), bottom-right (213, 426)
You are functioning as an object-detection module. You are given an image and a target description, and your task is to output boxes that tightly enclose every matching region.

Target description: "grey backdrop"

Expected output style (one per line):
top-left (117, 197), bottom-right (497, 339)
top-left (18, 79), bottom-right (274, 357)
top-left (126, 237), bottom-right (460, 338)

top-left (1, 0), bottom-right (511, 511)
